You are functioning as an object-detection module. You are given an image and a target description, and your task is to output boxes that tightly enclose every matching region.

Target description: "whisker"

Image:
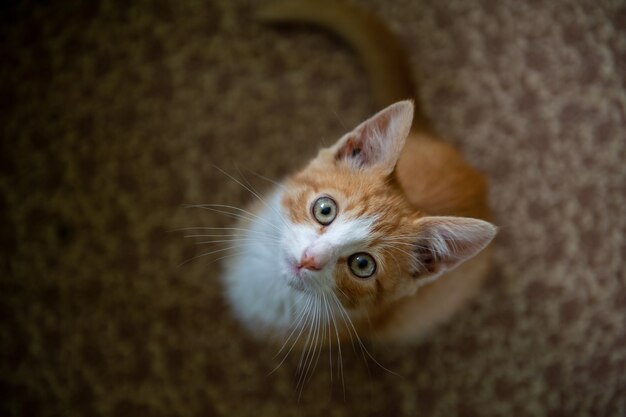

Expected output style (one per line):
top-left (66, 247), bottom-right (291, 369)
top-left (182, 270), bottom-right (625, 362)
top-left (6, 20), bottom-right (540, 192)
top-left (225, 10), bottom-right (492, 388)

top-left (295, 297), bottom-right (317, 392)
top-left (185, 204), bottom-right (283, 234)
top-left (324, 291), bottom-right (345, 398)
top-left (188, 203), bottom-right (268, 223)
top-left (298, 296), bottom-right (320, 399)
top-left (331, 109), bottom-right (348, 131)
top-left (193, 238), bottom-right (282, 246)
top-left (177, 244), bottom-right (246, 268)
top-left (184, 231), bottom-right (278, 239)
top-left (173, 226), bottom-right (277, 235)
top-left (199, 250), bottom-right (247, 268)
top-left (322, 293), bottom-right (332, 386)
top-left (332, 288), bottom-right (357, 353)
top-left (185, 207), bottom-right (265, 229)
top-left (211, 165), bottom-right (288, 232)
top-left (270, 293), bottom-right (314, 372)
top-left (278, 323), bottom-right (313, 376)
top-left (182, 228), bottom-right (279, 239)
top-left (329, 292), bottom-right (401, 378)
top-left (378, 243), bottom-right (416, 259)
top-left (296, 295), bottom-right (319, 395)
top-left (235, 165), bottom-right (292, 232)
top-left (240, 166), bottom-right (285, 189)
top-left (301, 295), bottom-right (324, 392)
top-left (329, 292), bottom-right (371, 372)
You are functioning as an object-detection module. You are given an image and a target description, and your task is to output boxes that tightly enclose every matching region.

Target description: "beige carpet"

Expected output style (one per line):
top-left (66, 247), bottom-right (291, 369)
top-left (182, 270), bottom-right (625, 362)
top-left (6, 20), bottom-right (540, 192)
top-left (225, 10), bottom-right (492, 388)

top-left (1, 0), bottom-right (625, 416)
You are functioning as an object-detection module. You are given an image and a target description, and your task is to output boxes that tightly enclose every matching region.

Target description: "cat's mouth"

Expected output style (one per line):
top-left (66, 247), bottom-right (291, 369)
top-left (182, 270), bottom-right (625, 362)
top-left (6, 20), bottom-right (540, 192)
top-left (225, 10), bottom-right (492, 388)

top-left (283, 256), bottom-right (319, 292)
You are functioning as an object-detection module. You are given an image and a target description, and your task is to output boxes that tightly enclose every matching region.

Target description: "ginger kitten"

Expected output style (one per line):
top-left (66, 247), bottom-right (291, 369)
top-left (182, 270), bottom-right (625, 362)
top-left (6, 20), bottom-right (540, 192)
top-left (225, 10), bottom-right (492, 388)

top-left (219, 0), bottom-right (496, 346)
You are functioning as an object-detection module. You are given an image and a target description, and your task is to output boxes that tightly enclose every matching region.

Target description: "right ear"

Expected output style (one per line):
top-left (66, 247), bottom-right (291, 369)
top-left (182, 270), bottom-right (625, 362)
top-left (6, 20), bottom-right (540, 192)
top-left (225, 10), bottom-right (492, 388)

top-left (330, 100), bottom-right (414, 175)
top-left (408, 216), bottom-right (497, 286)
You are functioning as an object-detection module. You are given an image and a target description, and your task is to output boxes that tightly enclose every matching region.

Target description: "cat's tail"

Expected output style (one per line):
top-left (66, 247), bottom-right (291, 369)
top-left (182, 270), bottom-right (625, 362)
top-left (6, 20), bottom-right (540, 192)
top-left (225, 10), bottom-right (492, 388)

top-left (257, 0), bottom-right (432, 133)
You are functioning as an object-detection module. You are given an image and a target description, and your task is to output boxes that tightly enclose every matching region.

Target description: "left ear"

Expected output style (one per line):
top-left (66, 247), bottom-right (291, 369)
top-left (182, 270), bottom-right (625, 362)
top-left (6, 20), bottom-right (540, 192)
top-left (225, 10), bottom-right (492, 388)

top-left (332, 100), bottom-right (414, 174)
top-left (409, 216), bottom-right (497, 285)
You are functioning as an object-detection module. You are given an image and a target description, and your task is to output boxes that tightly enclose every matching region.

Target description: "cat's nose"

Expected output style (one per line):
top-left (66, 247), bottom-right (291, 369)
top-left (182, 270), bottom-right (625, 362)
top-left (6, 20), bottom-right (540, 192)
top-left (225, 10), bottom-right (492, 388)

top-left (298, 244), bottom-right (332, 271)
top-left (298, 254), bottom-right (321, 271)
top-left (298, 246), bottom-right (329, 271)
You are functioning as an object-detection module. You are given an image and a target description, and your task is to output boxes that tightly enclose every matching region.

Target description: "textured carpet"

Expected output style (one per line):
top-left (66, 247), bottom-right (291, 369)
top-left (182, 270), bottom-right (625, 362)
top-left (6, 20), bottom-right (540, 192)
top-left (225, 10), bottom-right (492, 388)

top-left (1, 0), bottom-right (625, 416)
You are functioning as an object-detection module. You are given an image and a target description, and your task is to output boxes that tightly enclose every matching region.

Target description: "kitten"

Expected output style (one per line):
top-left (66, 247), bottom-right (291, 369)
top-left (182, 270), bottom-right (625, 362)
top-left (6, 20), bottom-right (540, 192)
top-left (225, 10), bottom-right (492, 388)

top-left (221, 0), bottom-right (496, 345)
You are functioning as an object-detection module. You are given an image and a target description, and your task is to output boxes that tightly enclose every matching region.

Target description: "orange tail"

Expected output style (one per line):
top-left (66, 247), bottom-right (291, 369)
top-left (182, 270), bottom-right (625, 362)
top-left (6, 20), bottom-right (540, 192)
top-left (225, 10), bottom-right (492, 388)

top-left (257, 0), bottom-right (432, 133)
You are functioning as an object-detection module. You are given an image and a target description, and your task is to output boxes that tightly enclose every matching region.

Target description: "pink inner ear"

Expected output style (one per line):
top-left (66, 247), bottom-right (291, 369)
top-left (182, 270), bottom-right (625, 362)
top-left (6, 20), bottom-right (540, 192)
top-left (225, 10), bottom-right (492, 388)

top-left (333, 100), bottom-right (413, 173)
top-left (411, 216), bottom-right (497, 276)
top-left (335, 136), bottom-right (368, 166)
top-left (412, 245), bottom-right (439, 276)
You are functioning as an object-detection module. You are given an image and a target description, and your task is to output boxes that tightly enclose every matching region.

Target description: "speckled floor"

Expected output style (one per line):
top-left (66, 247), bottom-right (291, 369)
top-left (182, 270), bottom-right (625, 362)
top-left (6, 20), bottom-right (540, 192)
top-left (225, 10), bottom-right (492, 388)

top-left (1, 1), bottom-right (625, 416)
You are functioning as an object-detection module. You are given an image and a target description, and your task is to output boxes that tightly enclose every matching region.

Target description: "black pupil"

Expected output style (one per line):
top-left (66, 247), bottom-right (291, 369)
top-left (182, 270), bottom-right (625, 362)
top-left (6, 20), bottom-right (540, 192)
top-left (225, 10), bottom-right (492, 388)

top-left (357, 257), bottom-right (369, 269)
top-left (320, 206), bottom-right (331, 216)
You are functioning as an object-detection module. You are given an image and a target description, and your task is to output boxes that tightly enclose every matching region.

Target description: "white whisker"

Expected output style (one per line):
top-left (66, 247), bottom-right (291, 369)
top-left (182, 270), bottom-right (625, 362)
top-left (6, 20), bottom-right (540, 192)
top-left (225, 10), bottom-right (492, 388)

top-left (302, 295), bottom-right (324, 391)
top-left (211, 165), bottom-right (288, 232)
top-left (332, 288), bottom-right (357, 353)
top-left (240, 166), bottom-right (285, 189)
top-left (322, 293), bottom-right (332, 385)
top-left (173, 226), bottom-right (277, 236)
top-left (177, 245), bottom-right (247, 268)
top-left (193, 238), bottom-right (282, 246)
top-left (185, 204), bottom-right (283, 234)
top-left (323, 291), bottom-right (345, 398)
top-left (184, 232), bottom-right (278, 240)
top-left (296, 295), bottom-right (319, 395)
top-left (324, 293), bottom-right (346, 399)
top-left (235, 165), bottom-right (293, 232)
top-left (270, 293), bottom-right (314, 373)
top-left (329, 292), bottom-right (401, 378)
top-left (199, 250), bottom-right (247, 268)
top-left (296, 297), bottom-right (317, 390)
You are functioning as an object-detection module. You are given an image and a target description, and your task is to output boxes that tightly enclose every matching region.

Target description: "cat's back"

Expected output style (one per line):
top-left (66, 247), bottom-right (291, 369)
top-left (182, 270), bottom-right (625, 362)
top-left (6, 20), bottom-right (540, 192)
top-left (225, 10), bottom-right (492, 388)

top-left (367, 132), bottom-right (493, 342)
top-left (395, 132), bottom-right (490, 220)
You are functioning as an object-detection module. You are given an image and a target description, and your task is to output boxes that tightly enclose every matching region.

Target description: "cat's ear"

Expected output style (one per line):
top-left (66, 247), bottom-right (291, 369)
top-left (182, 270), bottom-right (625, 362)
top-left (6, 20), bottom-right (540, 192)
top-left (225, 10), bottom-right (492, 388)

top-left (332, 100), bottom-right (414, 174)
top-left (409, 216), bottom-right (497, 286)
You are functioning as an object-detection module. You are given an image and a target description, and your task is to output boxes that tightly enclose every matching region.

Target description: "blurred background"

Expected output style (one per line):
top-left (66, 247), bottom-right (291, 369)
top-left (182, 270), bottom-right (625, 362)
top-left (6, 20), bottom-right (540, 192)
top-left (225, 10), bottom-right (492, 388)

top-left (1, 0), bottom-right (625, 416)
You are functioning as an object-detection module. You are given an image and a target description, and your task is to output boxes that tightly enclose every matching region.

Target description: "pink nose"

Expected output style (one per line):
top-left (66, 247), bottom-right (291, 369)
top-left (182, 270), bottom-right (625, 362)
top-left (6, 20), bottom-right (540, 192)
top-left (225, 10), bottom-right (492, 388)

top-left (298, 255), bottom-right (321, 271)
top-left (298, 244), bottom-right (332, 271)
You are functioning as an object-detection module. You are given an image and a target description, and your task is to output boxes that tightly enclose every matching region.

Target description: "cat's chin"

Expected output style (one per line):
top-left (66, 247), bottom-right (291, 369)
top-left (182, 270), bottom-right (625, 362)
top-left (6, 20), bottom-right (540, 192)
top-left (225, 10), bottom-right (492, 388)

top-left (284, 269), bottom-right (312, 293)
top-left (281, 257), bottom-right (320, 293)
top-left (280, 256), bottom-right (304, 291)
top-left (287, 279), bottom-right (307, 292)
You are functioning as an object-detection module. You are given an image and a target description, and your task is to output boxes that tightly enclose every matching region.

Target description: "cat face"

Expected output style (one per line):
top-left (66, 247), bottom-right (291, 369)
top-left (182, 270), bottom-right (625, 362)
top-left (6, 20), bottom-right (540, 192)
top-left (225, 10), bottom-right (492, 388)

top-left (280, 165), bottom-right (416, 309)
top-left (277, 101), bottom-right (496, 311)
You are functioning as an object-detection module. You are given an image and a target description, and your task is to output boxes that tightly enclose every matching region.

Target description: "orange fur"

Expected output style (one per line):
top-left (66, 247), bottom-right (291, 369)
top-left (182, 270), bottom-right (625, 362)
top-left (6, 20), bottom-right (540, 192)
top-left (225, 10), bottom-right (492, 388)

top-left (276, 106), bottom-right (493, 342)
top-left (234, 0), bottom-right (497, 344)
top-left (369, 132), bottom-right (493, 341)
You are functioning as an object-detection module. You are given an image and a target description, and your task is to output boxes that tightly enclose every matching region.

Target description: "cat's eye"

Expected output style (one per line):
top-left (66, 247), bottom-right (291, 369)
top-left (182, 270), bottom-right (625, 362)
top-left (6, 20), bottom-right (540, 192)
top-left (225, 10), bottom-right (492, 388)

top-left (312, 196), bottom-right (337, 225)
top-left (348, 253), bottom-right (376, 278)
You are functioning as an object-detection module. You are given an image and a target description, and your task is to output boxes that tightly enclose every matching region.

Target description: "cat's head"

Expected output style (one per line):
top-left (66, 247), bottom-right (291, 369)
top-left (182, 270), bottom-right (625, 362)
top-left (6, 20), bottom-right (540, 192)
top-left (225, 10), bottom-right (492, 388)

top-left (279, 101), bottom-right (496, 311)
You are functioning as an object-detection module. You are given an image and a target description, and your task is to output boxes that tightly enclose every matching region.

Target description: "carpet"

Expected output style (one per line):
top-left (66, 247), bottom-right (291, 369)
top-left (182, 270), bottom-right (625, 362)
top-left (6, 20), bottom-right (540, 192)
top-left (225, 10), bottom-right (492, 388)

top-left (1, 0), bottom-right (625, 416)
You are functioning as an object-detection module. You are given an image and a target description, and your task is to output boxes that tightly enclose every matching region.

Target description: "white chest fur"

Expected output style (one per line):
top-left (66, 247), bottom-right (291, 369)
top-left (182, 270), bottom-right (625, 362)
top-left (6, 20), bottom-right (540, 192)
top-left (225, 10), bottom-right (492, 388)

top-left (221, 190), bottom-right (308, 336)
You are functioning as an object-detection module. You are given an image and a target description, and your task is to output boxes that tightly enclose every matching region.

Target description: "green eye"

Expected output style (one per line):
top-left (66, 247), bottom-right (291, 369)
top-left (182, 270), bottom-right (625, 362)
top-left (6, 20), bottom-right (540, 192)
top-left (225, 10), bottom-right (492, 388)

top-left (348, 253), bottom-right (376, 278)
top-left (312, 196), bottom-right (337, 225)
